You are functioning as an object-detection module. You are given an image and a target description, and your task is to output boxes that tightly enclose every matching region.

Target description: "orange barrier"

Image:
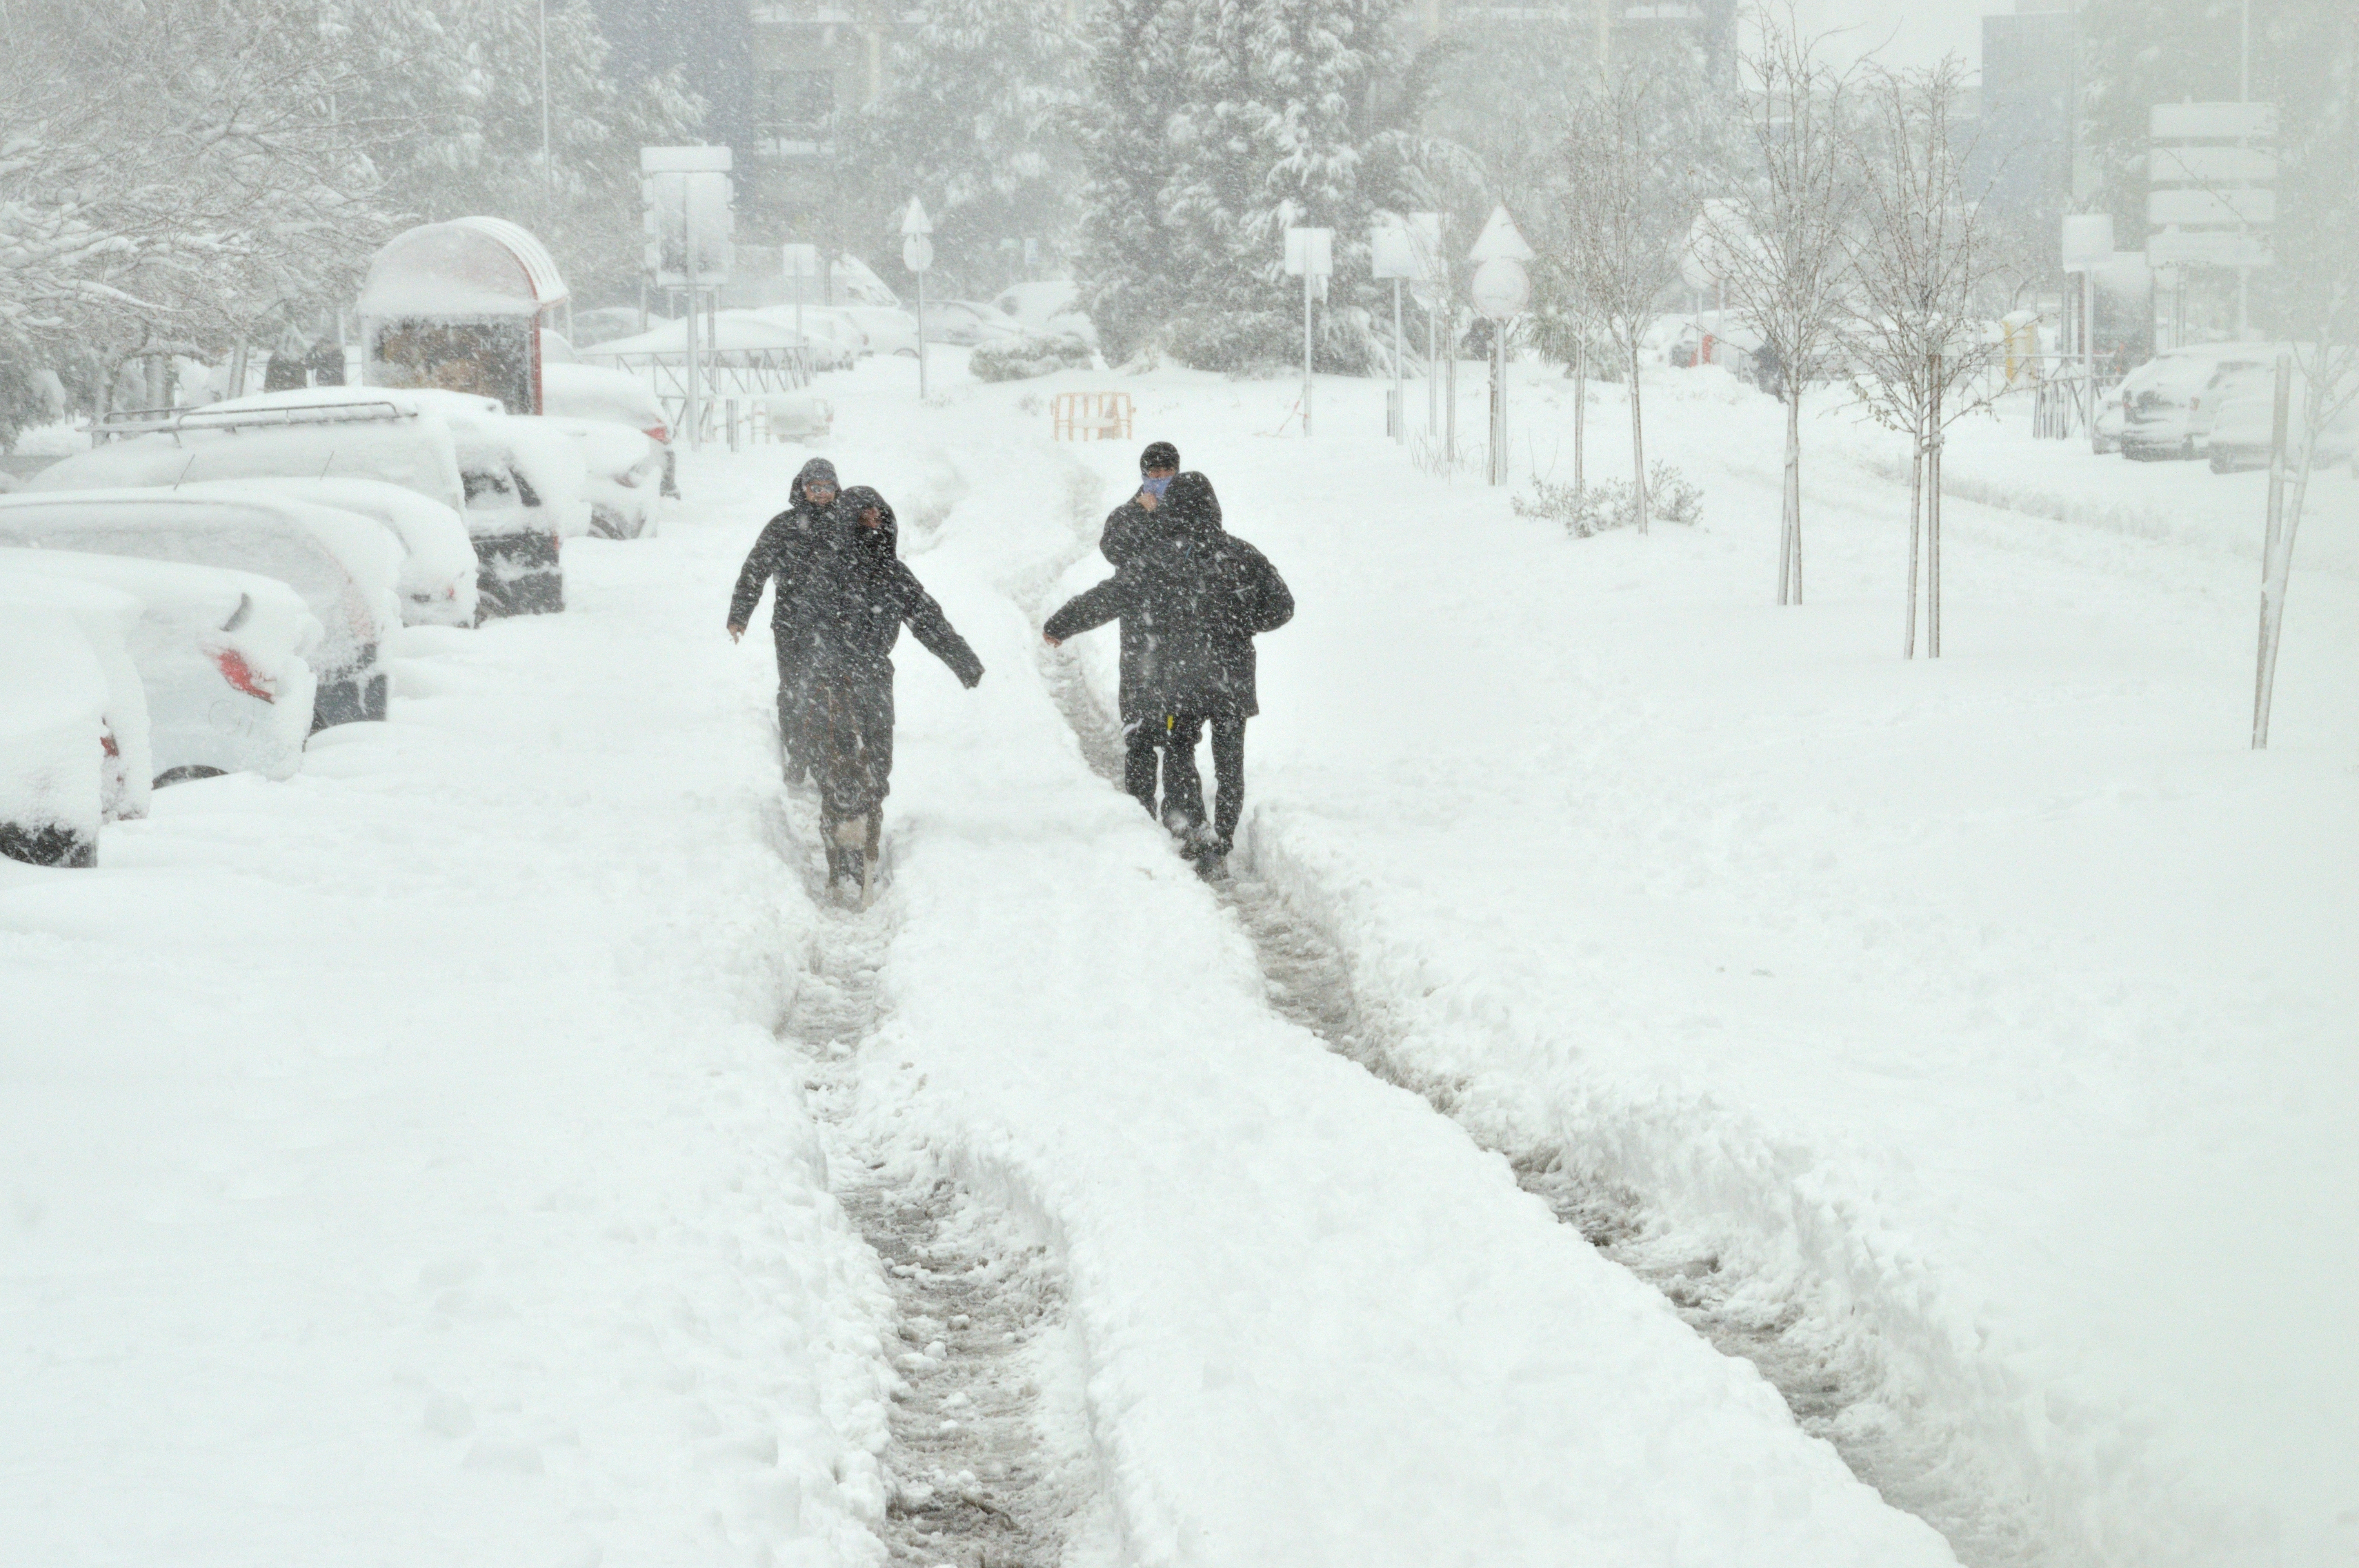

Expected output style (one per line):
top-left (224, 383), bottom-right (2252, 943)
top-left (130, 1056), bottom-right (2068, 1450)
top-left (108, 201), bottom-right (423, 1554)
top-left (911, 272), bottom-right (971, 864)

top-left (1052, 391), bottom-right (1134, 442)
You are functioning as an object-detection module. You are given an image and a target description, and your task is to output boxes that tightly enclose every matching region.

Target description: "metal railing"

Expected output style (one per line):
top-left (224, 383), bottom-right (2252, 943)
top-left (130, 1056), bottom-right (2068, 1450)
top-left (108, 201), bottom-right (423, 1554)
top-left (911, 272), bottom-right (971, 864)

top-left (578, 346), bottom-right (814, 404)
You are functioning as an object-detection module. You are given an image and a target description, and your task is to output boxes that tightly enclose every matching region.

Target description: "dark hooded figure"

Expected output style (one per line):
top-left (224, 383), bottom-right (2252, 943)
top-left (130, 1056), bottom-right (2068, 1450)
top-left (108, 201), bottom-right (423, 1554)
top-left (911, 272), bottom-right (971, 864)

top-left (795, 484), bottom-right (984, 895)
top-left (727, 457), bottom-right (842, 782)
top-left (1098, 440), bottom-right (1180, 568)
top-left (1042, 470), bottom-right (1292, 869)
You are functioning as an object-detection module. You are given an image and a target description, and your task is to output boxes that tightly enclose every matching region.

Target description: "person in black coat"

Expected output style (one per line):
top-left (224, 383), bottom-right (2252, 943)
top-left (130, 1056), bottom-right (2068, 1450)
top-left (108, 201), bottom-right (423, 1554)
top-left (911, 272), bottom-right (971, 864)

top-left (796, 484), bottom-right (984, 893)
top-left (1091, 441), bottom-right (1186, 810)
top-left (1043, 470), bottom-right (1292, 868)
top-left (727, 457), bottom-right (841, 782)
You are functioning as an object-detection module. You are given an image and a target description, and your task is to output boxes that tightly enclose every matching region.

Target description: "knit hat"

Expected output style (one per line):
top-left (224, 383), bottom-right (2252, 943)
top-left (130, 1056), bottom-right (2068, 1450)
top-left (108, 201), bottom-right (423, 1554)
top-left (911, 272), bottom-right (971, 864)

top-left (1139, 441), bottom-right (1180, 474)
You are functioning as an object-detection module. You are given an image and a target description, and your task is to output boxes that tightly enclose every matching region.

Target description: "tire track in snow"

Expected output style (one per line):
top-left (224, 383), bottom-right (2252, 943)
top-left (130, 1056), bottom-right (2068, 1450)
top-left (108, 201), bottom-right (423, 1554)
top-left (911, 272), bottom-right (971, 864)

top-left (1025, 519), bottom-right (2007, 1567)
top-left (774, 787), bottom-right (1103, 1568)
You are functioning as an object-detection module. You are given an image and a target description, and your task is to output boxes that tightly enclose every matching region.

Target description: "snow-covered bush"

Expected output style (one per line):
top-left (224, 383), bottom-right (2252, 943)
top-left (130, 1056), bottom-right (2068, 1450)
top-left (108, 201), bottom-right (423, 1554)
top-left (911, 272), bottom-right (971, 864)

top-left (969, 334), bottom-right (1096, 383)
top-left (1514, 464), bottom-right (1702, 537)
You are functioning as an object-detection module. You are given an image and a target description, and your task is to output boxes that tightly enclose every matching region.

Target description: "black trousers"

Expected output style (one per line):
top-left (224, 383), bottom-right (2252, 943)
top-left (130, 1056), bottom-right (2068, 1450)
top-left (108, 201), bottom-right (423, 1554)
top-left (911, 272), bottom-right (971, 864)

top-left (1124, 712), bottom-right (1246, 845)
top-left (773, 631), bottom-right (812, 781)
top-left (809, 677), bottom-right (896, 827)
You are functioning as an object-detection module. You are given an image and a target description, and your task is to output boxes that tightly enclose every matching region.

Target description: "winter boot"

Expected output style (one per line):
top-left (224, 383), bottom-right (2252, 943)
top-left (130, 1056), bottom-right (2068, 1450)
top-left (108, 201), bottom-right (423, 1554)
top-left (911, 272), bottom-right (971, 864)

top-left (831, 812), bottom-right (871, 904)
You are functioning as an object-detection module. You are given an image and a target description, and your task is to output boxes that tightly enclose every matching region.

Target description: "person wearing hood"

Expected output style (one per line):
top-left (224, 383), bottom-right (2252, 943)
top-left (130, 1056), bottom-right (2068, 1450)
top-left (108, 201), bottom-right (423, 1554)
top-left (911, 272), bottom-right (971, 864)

top-left (727, 457), bottom-right (842, 783)
top-left (1042, 470), bottom-right (1291, 870)
top-left (798, 484), bottom-right (985, 897)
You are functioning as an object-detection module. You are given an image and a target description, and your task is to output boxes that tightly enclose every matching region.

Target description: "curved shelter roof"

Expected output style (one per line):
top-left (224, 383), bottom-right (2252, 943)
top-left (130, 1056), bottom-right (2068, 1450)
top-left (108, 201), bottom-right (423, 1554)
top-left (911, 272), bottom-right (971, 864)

top-left (358, 219), bottom-right (570, 319)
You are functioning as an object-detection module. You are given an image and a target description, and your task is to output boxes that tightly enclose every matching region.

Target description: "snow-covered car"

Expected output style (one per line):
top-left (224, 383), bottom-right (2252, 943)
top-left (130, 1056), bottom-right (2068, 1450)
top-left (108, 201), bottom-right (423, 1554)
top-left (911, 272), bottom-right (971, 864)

top-left (394, 389), bottom-right (591, 618)
top-left (2203, 369), bottom-right (2359, 473)
top-left (542, 362), bottom-right (676, 501)
top-left (740, 308), bottom-right (862, 370)
top-left (920, 300), bottom-right (1023, 347)
top-left (31, 392), bottom-right (468, 517)
top-left (0, 572), bottom-right (153, 825)
top-left (0, 489), bottom-right (401, 730)
top-left (0, 602), bottom-right (138, 867)
top-left (2092, 383), bottom-right (2127, 455)
top-left (176, 477), bottom-right (476, 627)
top-left (2118, 345), bottom-right (2279, 460)
top-left (989, 281), bottom-right (1099, 349)
top-left (838, 305), bottom-right (923, 358)
top-left (535, 416), bottom-right (662, 539)
top-left (0, 548), bottom-right (320, 786)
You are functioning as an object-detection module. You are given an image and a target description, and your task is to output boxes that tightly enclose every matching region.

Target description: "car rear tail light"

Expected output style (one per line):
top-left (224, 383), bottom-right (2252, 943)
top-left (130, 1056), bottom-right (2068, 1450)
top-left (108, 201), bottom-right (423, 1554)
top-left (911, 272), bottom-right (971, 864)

top-left (644, 425), bottom-right (669, 443)
top-left (215, 648), bottom-right (276, 703)
top-left (101, 730), bottom-right (119, 758)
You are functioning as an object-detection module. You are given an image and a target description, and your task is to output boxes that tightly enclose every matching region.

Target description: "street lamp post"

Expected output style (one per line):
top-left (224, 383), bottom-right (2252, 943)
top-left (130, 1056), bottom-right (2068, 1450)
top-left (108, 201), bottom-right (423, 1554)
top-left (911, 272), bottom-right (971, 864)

top-left (539, 0), bottom-right (553, 220)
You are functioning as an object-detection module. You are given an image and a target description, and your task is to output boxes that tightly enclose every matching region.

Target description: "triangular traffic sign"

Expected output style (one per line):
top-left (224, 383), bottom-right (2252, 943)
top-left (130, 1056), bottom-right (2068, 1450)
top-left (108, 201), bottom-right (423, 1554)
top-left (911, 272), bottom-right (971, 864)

top-left (1468, 204), bottom-right (1535, 263)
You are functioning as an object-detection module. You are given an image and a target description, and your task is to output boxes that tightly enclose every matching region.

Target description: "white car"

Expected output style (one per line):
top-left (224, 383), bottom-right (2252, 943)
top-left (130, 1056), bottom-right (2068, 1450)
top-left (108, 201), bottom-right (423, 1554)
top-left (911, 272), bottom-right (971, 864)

top-left (0, 548), bottom-right (320, 786)
top-left (39, 392), bottom-right (468, 516)
top-left (542, 361), bottom-right (676, 501)
top-left (0, 581), bottom-right (149, 865)
top-left (535, 417), bottom-right (663, 539)
top-left (0, 489), bottom-right (402, 731)
top-left (989, 281), bottom-right (1099, 348)
top-left (921, 300), bottom-right (1023, 347)
top-left (2205, 378), bottom-right (2359, 474)
top-left (2118, 345), bottom-right (2281, 460)
top-left (385, 389), bottom-right (592, 617)
top-left (837, 305), bottom-right (923, 358)
top-left (178, 476), bottom-right (477, 627)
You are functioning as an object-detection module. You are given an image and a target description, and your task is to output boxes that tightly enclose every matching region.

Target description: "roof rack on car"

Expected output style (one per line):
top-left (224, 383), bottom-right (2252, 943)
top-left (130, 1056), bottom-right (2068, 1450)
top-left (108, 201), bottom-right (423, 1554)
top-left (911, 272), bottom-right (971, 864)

top-left (95, 399), bottom-right (416, 444)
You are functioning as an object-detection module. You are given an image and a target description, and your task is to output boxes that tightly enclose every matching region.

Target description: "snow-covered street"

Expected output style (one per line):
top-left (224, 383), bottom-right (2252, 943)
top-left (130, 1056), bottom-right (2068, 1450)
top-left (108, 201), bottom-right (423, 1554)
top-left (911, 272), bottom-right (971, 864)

top-left (7, 348), bottom-right (2355, 1567)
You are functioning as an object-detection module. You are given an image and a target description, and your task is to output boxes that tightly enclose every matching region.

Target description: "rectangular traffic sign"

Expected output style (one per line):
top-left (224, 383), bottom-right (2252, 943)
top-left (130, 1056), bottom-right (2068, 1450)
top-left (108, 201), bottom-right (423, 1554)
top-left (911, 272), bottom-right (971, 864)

top-left (2150, 102), bottom-right (2277, 141)
top-left (2150, 146), bottom-right (2277, 184)
top-left (2147, 187), bottom-right (2275, 227)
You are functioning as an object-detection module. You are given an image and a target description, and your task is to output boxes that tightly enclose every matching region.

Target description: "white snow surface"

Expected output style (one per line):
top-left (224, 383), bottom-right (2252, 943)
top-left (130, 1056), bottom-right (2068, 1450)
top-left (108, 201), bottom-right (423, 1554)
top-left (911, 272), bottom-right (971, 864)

top-left (2, 533), bottom-right (897, 1565)
top-left (7, 347), bottom-right (2352, 1568)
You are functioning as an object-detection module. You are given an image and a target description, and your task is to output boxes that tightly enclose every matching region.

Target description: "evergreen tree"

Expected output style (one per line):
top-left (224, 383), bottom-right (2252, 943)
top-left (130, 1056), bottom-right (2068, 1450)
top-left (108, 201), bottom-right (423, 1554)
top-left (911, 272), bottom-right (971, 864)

top-left (844, 0), bottom-right (1083, 296)
top-left (1072, 0), bottom-right (1192, 363)
top-left (1075, 0), bottom-right (1444, 370)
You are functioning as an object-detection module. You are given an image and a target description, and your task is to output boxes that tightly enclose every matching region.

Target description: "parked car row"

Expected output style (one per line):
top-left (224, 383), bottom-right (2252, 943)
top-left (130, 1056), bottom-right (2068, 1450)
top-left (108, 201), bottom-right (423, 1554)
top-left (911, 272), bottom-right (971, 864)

top-left (2092, 343), bottom-right (2358, 477)
top-left (2, 380), bottom-right (671, 868)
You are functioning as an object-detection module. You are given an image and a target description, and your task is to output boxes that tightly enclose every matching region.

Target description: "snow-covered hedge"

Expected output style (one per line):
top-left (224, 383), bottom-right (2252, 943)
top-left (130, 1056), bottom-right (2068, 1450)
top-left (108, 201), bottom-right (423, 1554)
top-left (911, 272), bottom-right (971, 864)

top-left (969, 333), bottom-right (1096, 383)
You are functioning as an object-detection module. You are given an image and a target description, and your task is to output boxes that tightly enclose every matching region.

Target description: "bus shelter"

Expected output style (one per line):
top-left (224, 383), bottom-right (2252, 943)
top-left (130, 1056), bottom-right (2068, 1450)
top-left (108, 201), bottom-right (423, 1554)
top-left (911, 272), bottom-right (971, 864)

top-left (357, 218), bottom-right (569, 414)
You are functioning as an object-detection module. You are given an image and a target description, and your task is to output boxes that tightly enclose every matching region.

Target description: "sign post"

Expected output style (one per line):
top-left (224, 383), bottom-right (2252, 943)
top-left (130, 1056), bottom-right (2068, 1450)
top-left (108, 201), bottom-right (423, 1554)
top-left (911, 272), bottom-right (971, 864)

top-left (1374, 215), bottom-right (1439, 442)
top-left (2061, 213), bottom-right (2114, 433)
top-left (2148, 102), bottom-right (2276, 338)
top-left (1283, 227), bottom-right (1334, 436)
top-left (642, 146), bottom-right (734, 450)
top-left (1467, 205), bottom-right (1534, 486)
top-left (1403, 213), bottom-right (1443, 442)
top-left (902, 199), bottom-right (935, 401)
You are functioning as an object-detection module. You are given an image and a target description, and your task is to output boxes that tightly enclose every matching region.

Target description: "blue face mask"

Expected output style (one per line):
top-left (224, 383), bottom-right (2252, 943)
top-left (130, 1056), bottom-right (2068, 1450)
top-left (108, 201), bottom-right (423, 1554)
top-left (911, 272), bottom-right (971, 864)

top-left (1140, 475), bottom-right (1173, 498)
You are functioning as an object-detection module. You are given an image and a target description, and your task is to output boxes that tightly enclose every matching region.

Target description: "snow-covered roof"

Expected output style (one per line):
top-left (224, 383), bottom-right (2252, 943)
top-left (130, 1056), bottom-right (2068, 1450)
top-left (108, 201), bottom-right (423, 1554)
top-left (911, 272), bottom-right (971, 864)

top-left (358, 219), bottom-right (570, 320)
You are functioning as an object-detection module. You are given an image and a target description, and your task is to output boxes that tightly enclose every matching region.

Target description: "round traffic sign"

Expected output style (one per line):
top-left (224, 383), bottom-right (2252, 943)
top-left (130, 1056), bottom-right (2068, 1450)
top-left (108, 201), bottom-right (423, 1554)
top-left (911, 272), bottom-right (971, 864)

top-left (903, 234), bottom-right (934, 274)
top-left (1470, 257), bottom-right (1530, 321)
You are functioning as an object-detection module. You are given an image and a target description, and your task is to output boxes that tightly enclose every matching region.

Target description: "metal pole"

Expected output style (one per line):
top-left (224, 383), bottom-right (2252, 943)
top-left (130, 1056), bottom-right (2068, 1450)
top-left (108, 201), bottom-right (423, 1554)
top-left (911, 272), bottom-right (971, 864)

top-left (539, 0), bottom-right (553, 219)
top-left (1392, 279), bottom-right (1405, 443)
top-left (2083, 267), bottom-right (2097, 432)
top-left (1488, 322), bottom-right (1505, 484)
top-left (1427, 297), bottom-right (1438, 437)
top-left (1445, 312), bottom-right (1457, 468)
top-left (684, 217), bottom-right (700, 451)
top-left (1302, 267), bottom-right (1314, 437)
top-left (917, 268), bottom-right (928, 400)
top-left (2253, 351), bottom-right (2292, 746)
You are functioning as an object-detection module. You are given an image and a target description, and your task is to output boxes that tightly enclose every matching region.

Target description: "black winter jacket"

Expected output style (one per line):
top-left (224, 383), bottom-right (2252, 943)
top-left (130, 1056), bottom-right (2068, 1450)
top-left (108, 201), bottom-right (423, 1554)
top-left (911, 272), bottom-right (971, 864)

top-left (798, 486), bottom-right (985, 690)
top-left (729, 457), bottom-right (840, 636)
top-left (1045, 472), bottom-right (1291, 720)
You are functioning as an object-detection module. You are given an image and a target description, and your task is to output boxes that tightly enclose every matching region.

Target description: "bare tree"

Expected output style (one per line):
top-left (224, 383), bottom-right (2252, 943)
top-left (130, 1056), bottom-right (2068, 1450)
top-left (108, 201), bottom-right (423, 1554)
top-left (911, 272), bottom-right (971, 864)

top-left (1556, 62), bottom-right (1704, 534)
top-left (2250, 17), bottom-right (2358, 745)
top-left (1843, 59), bottom-right (2012, 657)
top-left (1704, 6), bottom-right (1858, 605)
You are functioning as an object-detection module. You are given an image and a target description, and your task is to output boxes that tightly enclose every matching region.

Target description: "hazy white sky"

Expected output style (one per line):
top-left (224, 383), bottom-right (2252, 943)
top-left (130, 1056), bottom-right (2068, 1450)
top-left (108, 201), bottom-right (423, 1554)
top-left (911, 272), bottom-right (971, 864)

top-left (1780, 0), bottom-right (1996, 73)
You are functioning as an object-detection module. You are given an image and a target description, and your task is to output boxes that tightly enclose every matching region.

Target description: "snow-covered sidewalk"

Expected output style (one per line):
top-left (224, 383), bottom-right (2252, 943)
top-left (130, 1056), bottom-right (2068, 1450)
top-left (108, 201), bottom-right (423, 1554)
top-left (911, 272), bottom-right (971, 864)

top-left (2, 523), bottom-right (894, 1564)
top-left (806, 422), bottom-right (1957, 1567)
